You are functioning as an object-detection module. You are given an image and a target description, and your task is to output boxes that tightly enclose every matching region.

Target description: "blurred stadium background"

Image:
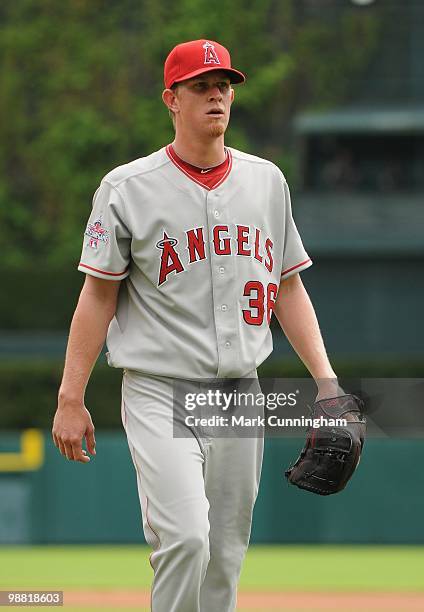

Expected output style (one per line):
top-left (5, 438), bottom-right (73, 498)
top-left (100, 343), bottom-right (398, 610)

top-left (1, 0), bottom-right (423, 609)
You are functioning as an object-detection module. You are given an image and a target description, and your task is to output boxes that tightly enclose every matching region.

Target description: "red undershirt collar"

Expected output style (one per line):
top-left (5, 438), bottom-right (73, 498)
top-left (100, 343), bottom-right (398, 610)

top-left (166, 143), bottom-right (232, 191)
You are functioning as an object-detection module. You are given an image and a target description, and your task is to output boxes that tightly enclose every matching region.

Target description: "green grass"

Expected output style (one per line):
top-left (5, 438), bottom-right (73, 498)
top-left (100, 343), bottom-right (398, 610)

top-left (0, 544), bottom-right (423, 592)
top-left (239, 545), bottom-right (424, 591)
top-left (0, 546), bottom-right (153, 590)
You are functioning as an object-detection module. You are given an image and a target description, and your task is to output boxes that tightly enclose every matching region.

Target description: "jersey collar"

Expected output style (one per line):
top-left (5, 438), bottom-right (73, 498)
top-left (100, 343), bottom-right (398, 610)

top-left (166, 144), bottom-right (232, 191)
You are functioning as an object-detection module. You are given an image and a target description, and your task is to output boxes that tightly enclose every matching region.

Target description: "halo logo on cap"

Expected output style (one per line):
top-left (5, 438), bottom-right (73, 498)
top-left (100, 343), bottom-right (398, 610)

top-left (203, 41), bottom-right (221, 65)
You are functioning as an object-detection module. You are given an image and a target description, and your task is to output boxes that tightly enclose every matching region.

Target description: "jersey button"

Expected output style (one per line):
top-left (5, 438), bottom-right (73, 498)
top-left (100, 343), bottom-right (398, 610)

top-left (214, 210), bottom-right (220, 218)
top-left (219, 266), bottom-right (225, 273)
top-left (221, 304), bottom-right (228, 311)
top-left (225, 341), bottom-right (231, 348)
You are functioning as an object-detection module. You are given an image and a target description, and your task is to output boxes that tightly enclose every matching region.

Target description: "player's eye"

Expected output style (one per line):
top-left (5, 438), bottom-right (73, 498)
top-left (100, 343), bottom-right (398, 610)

top-left (193, 82), bottom-right (208, 91)
top-left (191, 81), bottom-right (230, 93)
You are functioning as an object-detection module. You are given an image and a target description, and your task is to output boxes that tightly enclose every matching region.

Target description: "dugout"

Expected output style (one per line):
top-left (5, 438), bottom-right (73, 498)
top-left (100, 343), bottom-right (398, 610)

top-left (279, 106), bottom-right (424, 361)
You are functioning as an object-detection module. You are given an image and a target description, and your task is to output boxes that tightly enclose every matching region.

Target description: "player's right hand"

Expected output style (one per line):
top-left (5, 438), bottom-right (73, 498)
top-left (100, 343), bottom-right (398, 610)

top-left (52, 399), bottom-right (96, 463)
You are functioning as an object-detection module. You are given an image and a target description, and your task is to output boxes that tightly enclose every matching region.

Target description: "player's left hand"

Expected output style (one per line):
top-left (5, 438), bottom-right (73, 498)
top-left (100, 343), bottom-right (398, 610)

top-left (284, 394), bottom-right (366, 495)
top-left (315, 378), bottom-right (346, 402)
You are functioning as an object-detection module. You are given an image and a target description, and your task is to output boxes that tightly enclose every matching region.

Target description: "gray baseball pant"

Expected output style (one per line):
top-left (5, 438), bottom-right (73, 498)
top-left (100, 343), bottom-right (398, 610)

top-left (121, 369), bottom-right (263, 612)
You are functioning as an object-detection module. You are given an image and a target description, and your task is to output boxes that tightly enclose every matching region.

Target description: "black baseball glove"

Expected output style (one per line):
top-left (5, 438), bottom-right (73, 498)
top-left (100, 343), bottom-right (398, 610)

top-left (285, 394), bottom-right (366, 495)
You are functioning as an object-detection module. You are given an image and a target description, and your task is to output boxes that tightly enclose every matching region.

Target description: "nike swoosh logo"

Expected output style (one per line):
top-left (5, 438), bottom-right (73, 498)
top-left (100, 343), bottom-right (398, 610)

top-left (200, 168), bottom-right (212, 174)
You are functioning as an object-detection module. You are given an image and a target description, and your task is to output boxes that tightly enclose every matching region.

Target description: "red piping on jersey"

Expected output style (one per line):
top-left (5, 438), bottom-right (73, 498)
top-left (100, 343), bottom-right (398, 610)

top-left (126, 435), bottom-right (161, 572)
top-left (121, 388), bottom-right (161, 575)
top-left (166, 143), bottom-right (232, 191)
top-left (146, 497), bottom-right (162, 571)
top-left (281, 258), bottom-right (312, 277)
top-left (79, 262), bottom-right (129, 276)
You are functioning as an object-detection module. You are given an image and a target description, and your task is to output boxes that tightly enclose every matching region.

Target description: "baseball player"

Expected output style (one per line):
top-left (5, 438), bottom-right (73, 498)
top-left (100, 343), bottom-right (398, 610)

top-left (52, 39), bottom-right (339, 611)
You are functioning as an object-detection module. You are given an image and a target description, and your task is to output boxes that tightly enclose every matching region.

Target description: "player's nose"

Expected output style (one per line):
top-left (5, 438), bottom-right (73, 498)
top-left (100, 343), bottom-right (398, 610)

top-left (208, 85), bottom-right (223, 101)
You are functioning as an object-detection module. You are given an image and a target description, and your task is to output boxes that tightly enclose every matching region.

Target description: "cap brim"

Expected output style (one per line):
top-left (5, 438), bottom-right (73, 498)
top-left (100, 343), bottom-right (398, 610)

top-left (171, 66), bottom-right (245, 88)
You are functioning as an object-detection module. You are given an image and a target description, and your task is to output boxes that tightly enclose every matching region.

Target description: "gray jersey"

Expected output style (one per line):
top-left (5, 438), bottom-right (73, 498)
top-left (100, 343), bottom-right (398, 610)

top-left (78, 146), bottom-right (312, 378)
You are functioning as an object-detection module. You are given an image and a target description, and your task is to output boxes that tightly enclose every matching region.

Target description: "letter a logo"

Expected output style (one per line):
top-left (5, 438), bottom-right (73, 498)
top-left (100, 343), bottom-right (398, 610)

top-left (156, 231), bottom-right (184, 285)
top-left (203, 41), bottom-right (220, 65)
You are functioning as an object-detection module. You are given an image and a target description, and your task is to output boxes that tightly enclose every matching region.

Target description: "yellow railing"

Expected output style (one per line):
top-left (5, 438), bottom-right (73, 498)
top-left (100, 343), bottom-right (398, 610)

top-left (0, 429), bottom-right (44, 472)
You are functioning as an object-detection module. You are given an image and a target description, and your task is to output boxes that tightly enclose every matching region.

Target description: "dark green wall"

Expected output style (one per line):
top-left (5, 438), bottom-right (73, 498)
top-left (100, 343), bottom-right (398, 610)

top-left (1, 432), bottom-right (423, 545)
top-left (299, 256), bottom-right (424, 358)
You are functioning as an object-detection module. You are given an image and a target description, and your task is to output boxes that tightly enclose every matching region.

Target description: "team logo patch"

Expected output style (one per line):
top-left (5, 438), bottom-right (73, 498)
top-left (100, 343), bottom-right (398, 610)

top-left (156, 231), bottom-right (184, 285)
top-left (85, 218), bottom-right (109, 250)
top-left (203, 41), bottom-right (220, 65)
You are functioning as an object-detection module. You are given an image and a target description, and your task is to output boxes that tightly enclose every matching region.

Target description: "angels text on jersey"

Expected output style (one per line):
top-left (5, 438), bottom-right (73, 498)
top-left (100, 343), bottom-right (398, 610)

top-left (156, 223), bottom-right (274, 286)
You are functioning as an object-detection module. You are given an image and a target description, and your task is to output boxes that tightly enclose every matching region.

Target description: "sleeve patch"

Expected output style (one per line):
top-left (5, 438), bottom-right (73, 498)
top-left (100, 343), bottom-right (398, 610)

top-left (84, 218), bottom-right (109, 250)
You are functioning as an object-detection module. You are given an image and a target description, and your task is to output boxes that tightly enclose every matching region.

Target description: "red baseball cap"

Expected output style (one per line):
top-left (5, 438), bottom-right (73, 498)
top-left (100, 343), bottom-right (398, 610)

top-left (164, 39), bottom-right (245, 89)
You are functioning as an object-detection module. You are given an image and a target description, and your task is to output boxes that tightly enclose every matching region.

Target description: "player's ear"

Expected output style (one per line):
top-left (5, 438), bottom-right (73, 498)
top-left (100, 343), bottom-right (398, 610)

top-left (230, 87), bottom-right (235, 104)
top-left (162, 88), bottom-right (180, 114)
